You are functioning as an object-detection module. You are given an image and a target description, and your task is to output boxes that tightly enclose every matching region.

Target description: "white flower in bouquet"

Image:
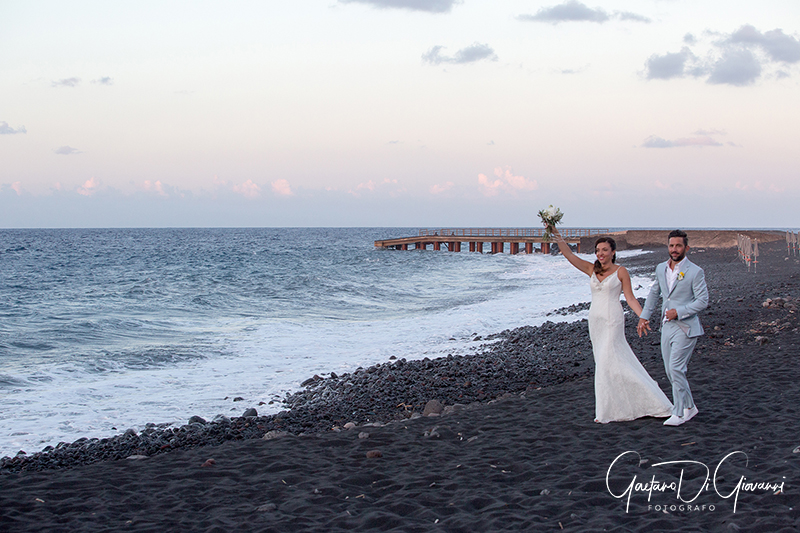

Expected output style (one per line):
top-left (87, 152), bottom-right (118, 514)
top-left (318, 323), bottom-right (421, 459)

top-left (538, 205), bottom-right (563, 241)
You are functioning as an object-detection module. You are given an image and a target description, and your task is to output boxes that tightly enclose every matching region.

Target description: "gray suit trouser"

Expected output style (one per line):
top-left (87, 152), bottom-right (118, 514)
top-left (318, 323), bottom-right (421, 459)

top-left (661, 321), bottom-right (697, 416)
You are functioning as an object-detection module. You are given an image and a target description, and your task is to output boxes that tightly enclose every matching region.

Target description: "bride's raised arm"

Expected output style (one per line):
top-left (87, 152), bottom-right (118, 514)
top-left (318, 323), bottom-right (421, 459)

top-left (550, 226), bottom-right (593, 276)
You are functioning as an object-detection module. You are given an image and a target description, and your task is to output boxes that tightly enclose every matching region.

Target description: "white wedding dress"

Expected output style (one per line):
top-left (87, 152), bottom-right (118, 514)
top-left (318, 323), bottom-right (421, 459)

top-left (589, 270), bottom-right (673, 423)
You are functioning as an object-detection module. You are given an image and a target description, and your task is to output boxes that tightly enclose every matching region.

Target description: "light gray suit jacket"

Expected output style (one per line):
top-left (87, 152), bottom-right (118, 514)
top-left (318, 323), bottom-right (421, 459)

top-left (641, 259), bottom-right (709, 338)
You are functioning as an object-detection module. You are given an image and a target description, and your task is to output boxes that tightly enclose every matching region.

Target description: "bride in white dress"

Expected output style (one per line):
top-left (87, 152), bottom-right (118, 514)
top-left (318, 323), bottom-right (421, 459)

top-left (551, 228), bottom-right (673, 423)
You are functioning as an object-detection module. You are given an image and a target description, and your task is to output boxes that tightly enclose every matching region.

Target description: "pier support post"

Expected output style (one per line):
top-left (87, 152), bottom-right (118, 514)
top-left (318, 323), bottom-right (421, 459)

top-left (541, 242), bottom-right (550, 254)
top-left (525, 243), bottom-right (533, 254)
top-left (454, 241), bottom-right (461, 252)
top-left (510, 243), bottom-right (519, 255)
top-left (434, 242), bottom-right (441, 251)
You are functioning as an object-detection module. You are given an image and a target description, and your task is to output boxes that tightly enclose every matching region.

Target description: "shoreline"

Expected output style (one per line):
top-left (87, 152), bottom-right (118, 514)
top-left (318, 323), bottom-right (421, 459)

top-left (1, 242), bottom-right (795, 473)
top-left (1, 241), bottom-right (798, 531)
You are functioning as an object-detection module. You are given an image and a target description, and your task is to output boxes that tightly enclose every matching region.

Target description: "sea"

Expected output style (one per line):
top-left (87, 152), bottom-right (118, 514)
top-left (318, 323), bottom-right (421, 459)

top-left (0, 228), bottom-right (654, 458)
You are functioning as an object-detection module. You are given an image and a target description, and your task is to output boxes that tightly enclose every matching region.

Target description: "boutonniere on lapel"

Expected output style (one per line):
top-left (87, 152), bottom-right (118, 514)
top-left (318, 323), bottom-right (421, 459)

top-left (677, 272), bottom-right (685, 281)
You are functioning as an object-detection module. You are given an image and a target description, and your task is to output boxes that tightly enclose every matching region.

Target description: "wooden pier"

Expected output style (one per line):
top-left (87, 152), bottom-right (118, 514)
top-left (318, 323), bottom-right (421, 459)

top-left (374, 228), bottom-right (609, 254)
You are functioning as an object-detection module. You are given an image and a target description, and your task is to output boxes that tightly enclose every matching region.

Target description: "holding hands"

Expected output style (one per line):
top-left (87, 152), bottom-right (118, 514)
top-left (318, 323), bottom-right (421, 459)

top-left (637, 318), bottom-right (650, 337)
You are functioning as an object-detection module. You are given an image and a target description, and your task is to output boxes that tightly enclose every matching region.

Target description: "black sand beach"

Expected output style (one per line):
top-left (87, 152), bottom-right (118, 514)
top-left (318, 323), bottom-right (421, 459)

top-left (1, 240), bottom-right (798, 532)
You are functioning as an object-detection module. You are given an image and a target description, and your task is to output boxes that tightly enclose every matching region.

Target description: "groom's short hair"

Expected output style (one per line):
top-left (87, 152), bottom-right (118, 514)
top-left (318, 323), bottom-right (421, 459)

top-left (668, 229), bottom-right (688, 246)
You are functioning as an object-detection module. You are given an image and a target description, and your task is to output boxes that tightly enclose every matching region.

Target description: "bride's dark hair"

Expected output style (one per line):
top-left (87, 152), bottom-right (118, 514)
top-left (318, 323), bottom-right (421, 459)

top-left (594, 237), bottom-right (617, 275)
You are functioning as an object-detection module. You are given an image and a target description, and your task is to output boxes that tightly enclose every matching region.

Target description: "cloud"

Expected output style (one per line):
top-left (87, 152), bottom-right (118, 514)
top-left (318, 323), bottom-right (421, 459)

top-left (430, 181), bottom-right (454, 194)
top-left (232, 179), bottom-right (262, 198)
top-left (735, 180), bottom-right (784, 193)
top-left (423, 43), bottom-right (498, 65)
top-left (645, 25), bottom-right (800, 86)
top-left (477, 173), bottom-right (503, 196)
top-left (11, 182), bottom-right (23, 196)
top-left (641, 135), bottom-right (723, 148)
top-left (728, 25), bottom-right (800, 63)
top-left (645, 48), bottom-right (693, 80)
top-left (478, 166), bottom-right (537, 196)
top-left (270, 179), bottom-right (293, 196)
top-left (707, 48), bottom-right (762, 86)
top-left (54, 146), bottom-right (81, 155)
top-left (615, 11), bottom-right (651, 23)
top-left (517, 1), bottom-right (650, 24)
top-left (0, 121), bottom-right (27, 134)
top-left (518, 1), bottom-right (609, 23)
top-left (338, 0), bottom-right (460, 13)
top-left (694, 128), bottom-right (726, 135)
top-left (346, 178), bottom-right (404, 197)
top-left (52, 77), bottom-right (81, 88)
top-left (143, 180), bottom-right (168, 197)
top-left (77, 177), bottom-right (100, 196)
top-left (93, 77), bottom-right (114, 85)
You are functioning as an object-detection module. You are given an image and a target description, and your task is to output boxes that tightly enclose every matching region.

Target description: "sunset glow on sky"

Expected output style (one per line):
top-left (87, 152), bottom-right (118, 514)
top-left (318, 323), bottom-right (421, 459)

top-left (2, 1), bottom-right (799, 227)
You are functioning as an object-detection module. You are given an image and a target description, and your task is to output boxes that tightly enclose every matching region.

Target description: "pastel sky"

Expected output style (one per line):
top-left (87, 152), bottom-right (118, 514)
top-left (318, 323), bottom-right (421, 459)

top-left (2, 0), bottom-right (799, 228)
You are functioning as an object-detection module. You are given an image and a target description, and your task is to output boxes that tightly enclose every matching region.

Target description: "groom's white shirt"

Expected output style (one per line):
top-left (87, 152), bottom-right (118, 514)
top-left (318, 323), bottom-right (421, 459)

top-left (665, 257), bottom-right (686, 295)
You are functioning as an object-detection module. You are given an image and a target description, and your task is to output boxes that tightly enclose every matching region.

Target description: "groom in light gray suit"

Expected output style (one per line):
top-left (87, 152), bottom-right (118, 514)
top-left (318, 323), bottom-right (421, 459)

top-left (637, 230), bottom-right (709, 426)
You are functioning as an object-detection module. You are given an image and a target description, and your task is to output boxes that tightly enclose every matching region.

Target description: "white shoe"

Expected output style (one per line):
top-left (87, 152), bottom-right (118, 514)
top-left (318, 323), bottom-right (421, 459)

top-left (684, 406), bottom-right (699, 422)
top-left (663, 414), bottom-right (686, 426)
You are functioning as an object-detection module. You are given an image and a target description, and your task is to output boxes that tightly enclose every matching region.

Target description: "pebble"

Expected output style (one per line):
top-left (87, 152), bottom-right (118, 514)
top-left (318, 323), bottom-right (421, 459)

top-left (423, 399), bottom-right (444, 416)
top-left (366, 450), bottom-right (383, 458)
top-left (256, 503), bottom-right (277, 512)
top-left (262, 430), bottom-right (289, 441)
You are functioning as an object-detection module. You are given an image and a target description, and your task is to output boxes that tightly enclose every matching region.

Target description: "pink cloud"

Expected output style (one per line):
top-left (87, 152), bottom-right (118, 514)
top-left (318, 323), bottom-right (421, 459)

top-left (735, 180), bottom-right (784, 193)
top-left (654, 180), bottom-right (671, 190)
top-left (143, 180), bottom-right (167, 196)
top-left (11, 181), bottom-right (23, 195)
top-left (234, 179), bottom-right (262, 198)
top-left (478, 173), bottom-right (503, 196)
top-left (430, 181), bottom-right (454, 194)
top-left (270, 179), bottom-right (293, 196)
top-left (642, 135), bottom-right (723, 148)
top-left (77, 177), bottom-right (100, 196)
top-left (478, 166), bottom-right (537, 196)
top-left (494, 166), bottom-right (538, 191)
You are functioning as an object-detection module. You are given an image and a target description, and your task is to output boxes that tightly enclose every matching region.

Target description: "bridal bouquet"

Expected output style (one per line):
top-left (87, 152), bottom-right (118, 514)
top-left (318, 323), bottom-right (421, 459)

top-left (538, 205), bottom-right (563, 242)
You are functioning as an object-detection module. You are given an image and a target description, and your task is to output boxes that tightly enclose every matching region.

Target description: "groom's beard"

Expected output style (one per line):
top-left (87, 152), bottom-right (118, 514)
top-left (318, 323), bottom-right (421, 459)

top-left (670, 251), bottom-right (686, 263)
